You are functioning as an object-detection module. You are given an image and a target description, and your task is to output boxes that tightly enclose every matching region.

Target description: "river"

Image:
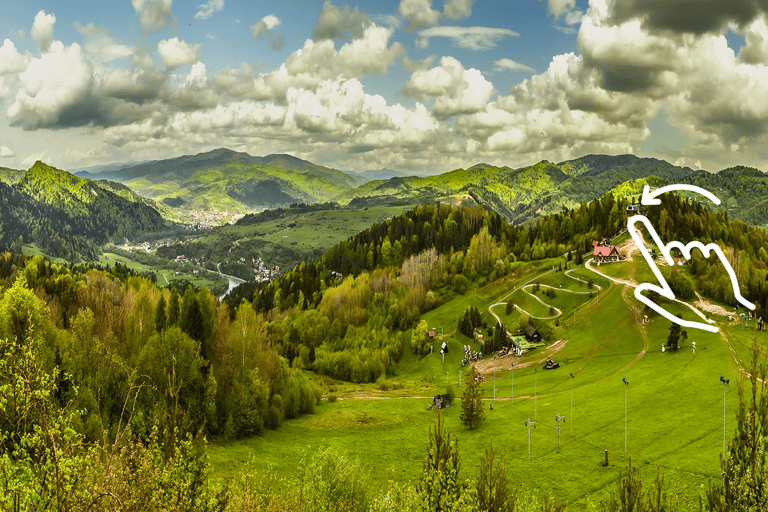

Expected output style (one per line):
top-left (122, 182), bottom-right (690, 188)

top-left (217, 273), bottom-right (246, 301)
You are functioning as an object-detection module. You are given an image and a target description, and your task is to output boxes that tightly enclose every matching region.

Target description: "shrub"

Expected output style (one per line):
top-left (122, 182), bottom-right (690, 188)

top-left (445, 385), bottom-right (455, 405)
top-left (328, 394), bottom-right (337, 403)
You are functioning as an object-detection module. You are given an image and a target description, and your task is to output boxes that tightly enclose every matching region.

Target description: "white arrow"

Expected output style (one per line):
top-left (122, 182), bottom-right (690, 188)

top-left (641, 184), bottom-right (721, 206)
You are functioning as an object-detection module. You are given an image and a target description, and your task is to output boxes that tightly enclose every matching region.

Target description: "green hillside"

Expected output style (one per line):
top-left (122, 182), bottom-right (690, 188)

top-left (4, 181), bottom-right (768, 510)
top-left (85, 148), bottom-right (358, 215)
top-left (0, 162), bottom-right (171, 261)
top-left (0, 166), bottom-right (24, 185)
top-left (338, 154), bottom-right (698, 224)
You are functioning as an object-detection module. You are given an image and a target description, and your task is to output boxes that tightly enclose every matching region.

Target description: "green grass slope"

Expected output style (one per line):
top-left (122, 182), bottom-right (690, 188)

top-left (209, 253), bottom-right (751, 510)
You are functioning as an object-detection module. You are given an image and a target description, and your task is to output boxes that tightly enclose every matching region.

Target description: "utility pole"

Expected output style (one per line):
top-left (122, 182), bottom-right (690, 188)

top-left (570, 373), bottom-right (575, 435)
top-left (721, 376), bottom-right (729, 457)
top-left (556, 414), bottom-right (565, 453)
top-left (458, 369), bottom-right (462, 387)
top-left (511, 366), bottom-right (514, 407)
top-left (623, 378), bottom-right (629, 459)
top-left (526, 418), bottom-right (536, 459)
top-left (535, 367), bottom-right (538, 421)
top-left (493, 372), bottom-right (497, 410)
top-left (445, 371), bottom-right (450, 387)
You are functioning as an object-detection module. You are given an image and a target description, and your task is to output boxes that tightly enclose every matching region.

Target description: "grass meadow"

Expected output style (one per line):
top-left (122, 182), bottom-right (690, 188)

top-left (208, 256), bottom-right (759, 511)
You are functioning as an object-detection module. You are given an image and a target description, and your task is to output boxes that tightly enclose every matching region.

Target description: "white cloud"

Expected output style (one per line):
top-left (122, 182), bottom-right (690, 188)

top-left (132, 0), bottom-right (176, 35)
top-left (313, 1), bottom-right (370, 40)
top-left (75, 22), bottom-right (134, 62)
top-left (195, 0), bottom-right (224, 20)
top-left (31, 10), bottom-right (55, 53)
top-left (0, 39), bottom-right (28, 74)
top-left (158, 38), bottom-right (201, 67)
top-left (494, 58), bottom-right (534, 72)
top-left (399, 0), bottom-right (440, 29)
top-left (0, 77), bottom-right (10, 101)
top-left (739, 17), bottom-right (768, 64)
top-left (404, 56), bottom-right (495, 118)
top-left (8, 41), bottom-right (95, 130)
top-left (403, 54), bottom-right (435, 71)
top-left (548, 0), bottom-right (575, 19)
top-left (251, 14), bottom-right (281, 37)
top-left (251, 14), bottom-right (285, 50)
top-left (443, 0), bottom-right (475, 20)
top-left (206, 32), bottom-right (216, 40)
top-left (0, 146), bottom-right (14, 158)
top-left (565, 8), bottom-right (585, 26)
top-left (418, 26), bottom-right (519, 50)
top-left (224, 24), bottom-right (403, 100)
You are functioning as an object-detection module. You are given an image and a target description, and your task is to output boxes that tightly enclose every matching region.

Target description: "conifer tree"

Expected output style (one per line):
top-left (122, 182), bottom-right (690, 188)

top-left (460, 365), bottom-right (485, 429)
top-left (168, 288), bottom-right (180, 327)
top-left (155, 294), bottom-right (167, 333)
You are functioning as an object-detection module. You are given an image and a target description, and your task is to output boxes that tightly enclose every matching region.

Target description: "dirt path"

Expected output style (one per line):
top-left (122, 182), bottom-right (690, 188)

top-left (474, 339), bottom-right (569, 374)
top-left (584, 257), bottom-right (714, 325)
top-left (694, 292), bottom-right (733, 318)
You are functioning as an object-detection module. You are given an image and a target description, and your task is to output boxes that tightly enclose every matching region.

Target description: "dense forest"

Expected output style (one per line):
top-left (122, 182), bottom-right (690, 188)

top-left (0, 162), bottom-right (171, 261)
top-left (0, 253), bottom-right (318, 449)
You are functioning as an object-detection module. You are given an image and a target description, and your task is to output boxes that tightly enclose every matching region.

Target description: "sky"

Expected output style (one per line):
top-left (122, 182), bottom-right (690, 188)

top-left (0, 0), bottom-right (767, 174)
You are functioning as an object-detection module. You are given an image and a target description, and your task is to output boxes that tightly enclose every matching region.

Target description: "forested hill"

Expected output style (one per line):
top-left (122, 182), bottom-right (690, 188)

top-left (227, 193), bottom-right (631, 318)
top-left (218, 188), bottom-right (768, 384)
top-left (336, 154), bottom-right (768, 226)
top-left (0, 161), bottom-right (171, 261)
top-left (338, 154), bottom-right (699, 224)
top-left (77, 148), bottom-right (358, 213)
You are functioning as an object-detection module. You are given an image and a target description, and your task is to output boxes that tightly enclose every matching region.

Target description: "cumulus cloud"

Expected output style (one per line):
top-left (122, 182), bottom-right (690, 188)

top-left (403, 54), bottom-right (435, 71)
top-left (0, 146), bottom-right (14, 158)
top-left (158, 38), bottom-right (201, 67)
top-left (403, 56), bottom-right (495, 118)
top-left (608, 0), bottom-right (768, 35)
top-left (444, 0), bottom-right (475, 20)
top-left (739, 17), bottom-right (768, 64)
top-left (251, 14), bottom-right (285, 49)
top-left (9, 41), bottom-right (95, 130)
top-left (0, 39), bottom-right (28, 74)
top-left (132, 0), bottom-right (176, 35)
top-left (548, 0), bottom-right (575, 19)
top-left (222, 24), bottom-right (403, 101)
top-left (195, 0), bottom-right (224, 20)
top-left (31, 10), bottom-right (55, 52)
top-left (494, 58), bottom-right (534, 72)
top-left (313, 1), bottom-right (370, 40)
top-left (251, 14), bottom-right (281, 37)
top-left (418, 26), bottom-right (519, 50)
top-left (75, 22), bottom-right (134, 62)
top-left (399, 0), bottom-right (440, 29)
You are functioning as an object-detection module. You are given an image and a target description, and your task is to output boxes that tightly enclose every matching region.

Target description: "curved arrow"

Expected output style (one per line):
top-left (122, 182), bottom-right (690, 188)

top-left (641, 184), bottom-right (721, 206)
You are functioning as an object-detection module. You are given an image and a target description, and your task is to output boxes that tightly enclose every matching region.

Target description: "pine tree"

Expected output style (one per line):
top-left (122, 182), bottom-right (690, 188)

top-left (417, 411), bottom-right (462, 510)
top-left (155, 294), bottom-right (167, 333)
top-left (460, 365), bottom-right (485, 429)
top-left (666, 314), bottom-right (687, 352)
top-left (168, 288), bottom-right (180, 327)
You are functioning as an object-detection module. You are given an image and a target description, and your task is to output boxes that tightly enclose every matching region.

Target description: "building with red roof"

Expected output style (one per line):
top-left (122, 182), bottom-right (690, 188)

top-left (593, 244), bottom-right (622, 262)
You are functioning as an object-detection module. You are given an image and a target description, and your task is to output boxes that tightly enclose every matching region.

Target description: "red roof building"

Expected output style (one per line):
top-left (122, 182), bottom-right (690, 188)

top-left (593, 245), bottom-right (622, 262)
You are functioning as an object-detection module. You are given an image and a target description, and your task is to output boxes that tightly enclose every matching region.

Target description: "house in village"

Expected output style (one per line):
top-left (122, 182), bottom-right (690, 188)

top-left (626, 204), bottom-right (646, 215)
top-left (593, 238), bottom-right (623, 263)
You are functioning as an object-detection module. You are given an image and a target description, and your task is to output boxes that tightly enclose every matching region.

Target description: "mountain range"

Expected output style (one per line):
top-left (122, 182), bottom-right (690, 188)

top-left (4, 150), bottom-right (768, 265)
top-left (64, 148), bottom-right (768, 226)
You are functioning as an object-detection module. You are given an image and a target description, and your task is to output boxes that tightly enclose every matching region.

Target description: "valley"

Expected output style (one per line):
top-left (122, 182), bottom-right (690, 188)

top-left (2, 152), bottom-right (768, 511)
